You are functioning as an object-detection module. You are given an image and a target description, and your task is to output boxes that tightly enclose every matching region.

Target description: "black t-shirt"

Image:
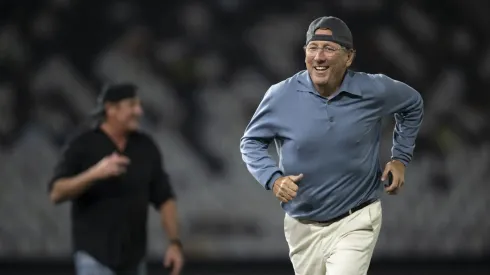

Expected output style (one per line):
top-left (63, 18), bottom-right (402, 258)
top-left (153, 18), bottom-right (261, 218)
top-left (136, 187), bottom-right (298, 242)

top-left (48, 128), bottom-right (175, 271)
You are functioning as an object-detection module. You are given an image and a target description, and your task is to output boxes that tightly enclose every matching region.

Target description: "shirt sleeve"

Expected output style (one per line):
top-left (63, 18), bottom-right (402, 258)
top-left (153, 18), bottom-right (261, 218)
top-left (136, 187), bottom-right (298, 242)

top-left (48, 138), bottom-right (84, 192)
top-left (377, 74), bottom-right (424, 166)
top-left (149, 144), bottom-right (175, 210)
top-left (240, 85), bottom-right (283, 190)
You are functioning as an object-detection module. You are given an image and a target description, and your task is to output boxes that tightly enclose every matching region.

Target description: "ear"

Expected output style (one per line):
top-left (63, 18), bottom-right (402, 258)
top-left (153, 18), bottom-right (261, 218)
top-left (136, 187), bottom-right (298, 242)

top-left (346, 49), bottom-right (356, 67)
top-left (104, 102), bottom-right (115, 116)
top-left (304, 46), bottom-right (308, 64)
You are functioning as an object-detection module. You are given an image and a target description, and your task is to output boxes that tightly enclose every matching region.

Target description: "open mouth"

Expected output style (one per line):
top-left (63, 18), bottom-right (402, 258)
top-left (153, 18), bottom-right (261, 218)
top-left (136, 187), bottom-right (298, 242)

top-left (314, 66), bottom-right (329, 72)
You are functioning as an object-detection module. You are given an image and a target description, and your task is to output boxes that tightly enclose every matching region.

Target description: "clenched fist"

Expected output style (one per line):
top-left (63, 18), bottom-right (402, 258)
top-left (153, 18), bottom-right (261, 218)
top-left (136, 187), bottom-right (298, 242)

top-left (272, 174), bottom-right (303, 202)
top-left (382, 160), bottom-right (405, 195)
top-left (91, 152), bottom-right (130, 179)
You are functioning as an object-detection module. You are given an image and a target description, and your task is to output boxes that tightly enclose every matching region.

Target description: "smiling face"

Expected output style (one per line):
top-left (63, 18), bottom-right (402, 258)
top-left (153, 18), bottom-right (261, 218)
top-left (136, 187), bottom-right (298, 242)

top-left (305, 28), bottom-right (355, 93)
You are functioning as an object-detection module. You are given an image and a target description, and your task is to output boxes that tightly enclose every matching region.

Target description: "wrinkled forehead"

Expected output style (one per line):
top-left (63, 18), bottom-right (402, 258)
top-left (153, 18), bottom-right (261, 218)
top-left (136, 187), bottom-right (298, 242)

top-left (315, 28), bottom-right (333, 35)
top-left (307, 28), bottom-right (341, 47)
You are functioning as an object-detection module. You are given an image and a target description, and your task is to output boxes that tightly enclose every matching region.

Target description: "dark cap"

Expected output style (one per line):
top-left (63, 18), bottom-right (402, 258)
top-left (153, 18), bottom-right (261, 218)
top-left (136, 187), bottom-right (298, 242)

top-left (91, 83), bottom-right (138, 117)
top-left (306, 16), bottom-right (353, 49)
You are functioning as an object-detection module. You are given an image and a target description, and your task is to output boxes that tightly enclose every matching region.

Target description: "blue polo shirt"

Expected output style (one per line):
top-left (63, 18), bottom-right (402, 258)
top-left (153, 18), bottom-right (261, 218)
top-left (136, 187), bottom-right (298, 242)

top-left (240, 70), bottom-right (424, 221)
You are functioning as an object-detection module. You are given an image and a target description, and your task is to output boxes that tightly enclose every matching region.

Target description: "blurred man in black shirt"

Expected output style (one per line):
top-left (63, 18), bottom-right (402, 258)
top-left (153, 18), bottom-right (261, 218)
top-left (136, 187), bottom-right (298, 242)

top-left (48, 84), bottom-right (184, 275)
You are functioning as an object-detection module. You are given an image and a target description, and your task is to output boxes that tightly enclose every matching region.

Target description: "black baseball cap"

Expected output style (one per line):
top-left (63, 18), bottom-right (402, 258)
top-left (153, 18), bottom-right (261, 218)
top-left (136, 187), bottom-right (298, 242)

top-left (305, 16), bottom-right (353, 49)
top-left (91, 83), bottom-right (138, 117)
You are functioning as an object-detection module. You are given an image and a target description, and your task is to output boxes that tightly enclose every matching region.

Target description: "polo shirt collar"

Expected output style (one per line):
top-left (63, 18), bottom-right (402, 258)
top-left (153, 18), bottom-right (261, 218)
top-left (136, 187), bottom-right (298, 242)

top-left (297, 70), bottom-right (362, 97)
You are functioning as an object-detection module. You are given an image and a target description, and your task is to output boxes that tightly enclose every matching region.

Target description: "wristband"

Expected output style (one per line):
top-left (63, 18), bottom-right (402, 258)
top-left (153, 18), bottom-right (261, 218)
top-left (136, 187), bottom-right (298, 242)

top-left (169, 239), bottom-right (183, 249)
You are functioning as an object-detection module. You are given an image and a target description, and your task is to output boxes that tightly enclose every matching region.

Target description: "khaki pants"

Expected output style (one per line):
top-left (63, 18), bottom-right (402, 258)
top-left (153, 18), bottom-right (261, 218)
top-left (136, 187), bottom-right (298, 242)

top-left (284, 200), bottom-right (382, 275)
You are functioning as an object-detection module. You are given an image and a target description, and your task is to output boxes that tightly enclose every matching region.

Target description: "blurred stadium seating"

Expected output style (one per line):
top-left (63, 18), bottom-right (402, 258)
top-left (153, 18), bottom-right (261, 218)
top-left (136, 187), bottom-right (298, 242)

top-left (0, 0), bottom-right (489, 273)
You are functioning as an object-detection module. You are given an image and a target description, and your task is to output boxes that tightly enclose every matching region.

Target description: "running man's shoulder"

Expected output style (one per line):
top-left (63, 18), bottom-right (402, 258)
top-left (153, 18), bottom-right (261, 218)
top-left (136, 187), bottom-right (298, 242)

top-left (348, 71), bottom-right (405, 97)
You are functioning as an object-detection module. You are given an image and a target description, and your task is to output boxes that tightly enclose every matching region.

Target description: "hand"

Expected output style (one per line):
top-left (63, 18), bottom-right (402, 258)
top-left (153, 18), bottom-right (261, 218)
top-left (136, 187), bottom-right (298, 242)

top-left (90, 152), bottom-right (130, 179)
top-left (272, 174), bottom-right (303, 202)
top-left (382, 160), bottom-right (405, 195)
top-left (164, 243), bottom-right (184, 275)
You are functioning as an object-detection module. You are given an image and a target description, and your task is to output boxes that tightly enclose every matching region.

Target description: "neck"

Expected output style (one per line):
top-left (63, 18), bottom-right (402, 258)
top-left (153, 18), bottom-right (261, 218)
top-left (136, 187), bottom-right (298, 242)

top-left (100, 122), bottom-right (127, 144)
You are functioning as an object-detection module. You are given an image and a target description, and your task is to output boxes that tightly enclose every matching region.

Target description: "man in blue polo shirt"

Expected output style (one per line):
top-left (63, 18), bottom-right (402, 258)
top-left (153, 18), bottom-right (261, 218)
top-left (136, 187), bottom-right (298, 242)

top-left (240, 16), bottom-right (424, 275)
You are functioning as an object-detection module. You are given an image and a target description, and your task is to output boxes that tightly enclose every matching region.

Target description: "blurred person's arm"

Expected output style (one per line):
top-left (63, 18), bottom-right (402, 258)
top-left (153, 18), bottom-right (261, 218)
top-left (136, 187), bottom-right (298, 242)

top-left (49, 169), bottom-right (100, 204)
top-left (149, 144), bottom-right (179, 242)
top-left (48, 138), bottom-right (130, 204)
top-left (240, 85), bottom-right (283, 190)
top-left (149, 143), bottom-right (183, 273)
top-left (159, 200), bottom-right (179, 245)
top-left (377, 74), bottom-right (424, 166)
top-left (48, 138), bottom-right (94, 204)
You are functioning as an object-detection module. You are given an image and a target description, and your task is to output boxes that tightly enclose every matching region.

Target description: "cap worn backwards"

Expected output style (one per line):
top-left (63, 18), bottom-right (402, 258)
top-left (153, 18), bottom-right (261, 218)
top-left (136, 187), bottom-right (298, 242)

top-left (305, 16), bottom-right (353, 49)
top-left (91, 83), bottom-right (138, 117)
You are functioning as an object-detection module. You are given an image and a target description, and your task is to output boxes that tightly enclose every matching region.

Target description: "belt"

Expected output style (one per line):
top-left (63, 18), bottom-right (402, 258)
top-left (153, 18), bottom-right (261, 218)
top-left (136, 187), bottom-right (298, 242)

top-left (315, 199), bottom-right (378, 224)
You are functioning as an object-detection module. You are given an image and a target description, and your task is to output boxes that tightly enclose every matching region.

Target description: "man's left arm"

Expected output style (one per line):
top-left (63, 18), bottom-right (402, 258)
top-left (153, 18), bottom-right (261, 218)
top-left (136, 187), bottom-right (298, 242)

top-left (378, 74), bottom-right (424, 166)
top-left (150, 170), bottom-right (179, 242)
top-left (150, 148), bottom-right (184, 275)
top-left (376, 74), bottom-right (424, 193)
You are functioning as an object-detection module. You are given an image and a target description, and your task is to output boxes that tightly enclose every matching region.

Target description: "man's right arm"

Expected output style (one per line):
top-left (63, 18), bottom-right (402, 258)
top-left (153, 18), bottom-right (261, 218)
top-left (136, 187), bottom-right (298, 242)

top-left (49, 169), bottom-right (99, 204)
top-left (240, 85), bottom-right (283, 190)
top-left (48, 138), bottom-right (96, 204)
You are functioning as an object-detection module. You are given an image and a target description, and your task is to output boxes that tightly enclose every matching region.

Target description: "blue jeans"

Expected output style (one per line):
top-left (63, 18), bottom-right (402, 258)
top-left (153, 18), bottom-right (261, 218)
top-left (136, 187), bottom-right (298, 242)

top-left (74, 251), bottom-right (147, 275)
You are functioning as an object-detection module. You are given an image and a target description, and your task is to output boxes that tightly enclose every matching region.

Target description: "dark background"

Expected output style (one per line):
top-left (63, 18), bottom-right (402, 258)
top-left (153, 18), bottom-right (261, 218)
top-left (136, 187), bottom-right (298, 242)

top-left (0, 0), bottom-right (489, 274)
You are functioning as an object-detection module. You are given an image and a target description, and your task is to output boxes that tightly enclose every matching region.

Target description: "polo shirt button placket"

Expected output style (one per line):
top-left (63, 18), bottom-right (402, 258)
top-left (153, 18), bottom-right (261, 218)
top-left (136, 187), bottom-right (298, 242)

top-left (326, 100), bottom-right (334, 123)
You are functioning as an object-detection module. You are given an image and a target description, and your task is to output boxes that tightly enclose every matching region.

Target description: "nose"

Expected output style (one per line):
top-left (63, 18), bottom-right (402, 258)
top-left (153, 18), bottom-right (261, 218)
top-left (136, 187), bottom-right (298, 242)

top-left (135, 105), bottom-right (144, 116)
top-left (313, 50), bottom-right (327, 62)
